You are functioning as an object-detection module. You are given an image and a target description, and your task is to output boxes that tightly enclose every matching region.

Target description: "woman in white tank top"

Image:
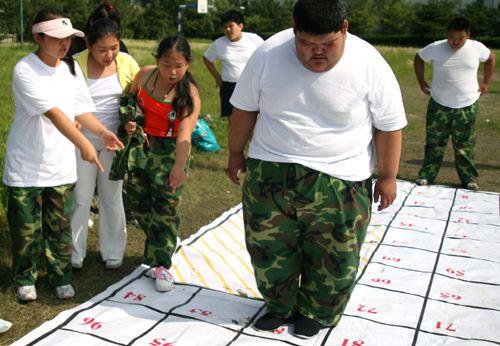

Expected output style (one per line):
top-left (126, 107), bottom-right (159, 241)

top-left (71, 18), bottom-right (139, 270)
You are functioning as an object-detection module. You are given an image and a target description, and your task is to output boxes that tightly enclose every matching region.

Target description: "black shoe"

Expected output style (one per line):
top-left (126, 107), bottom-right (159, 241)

top-left (253, 312), bottom-right (291, 331)
top-left (293, 314), bottom-right (323, 339)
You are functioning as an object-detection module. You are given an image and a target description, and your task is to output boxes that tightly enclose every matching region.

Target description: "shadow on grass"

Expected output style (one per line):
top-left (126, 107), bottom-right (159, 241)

top-left (405, 159), bottom-right (500, 170)
top-left (1, 251), bottom-right (144, 305)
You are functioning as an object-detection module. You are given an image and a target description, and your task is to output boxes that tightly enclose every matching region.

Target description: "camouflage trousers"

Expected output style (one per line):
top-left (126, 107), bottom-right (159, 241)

top-left (126, 136), bottom-right (185, 268)
top-left (418, 98), bottom-right (478, 185)
top-left (242, 158), bottom-right (372, 326)
top-left (8, 184), bottom-right (75, 287)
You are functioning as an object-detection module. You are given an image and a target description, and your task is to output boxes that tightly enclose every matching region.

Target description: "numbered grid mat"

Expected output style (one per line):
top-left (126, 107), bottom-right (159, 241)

top-left (12, 181), bottom-right (500, 345)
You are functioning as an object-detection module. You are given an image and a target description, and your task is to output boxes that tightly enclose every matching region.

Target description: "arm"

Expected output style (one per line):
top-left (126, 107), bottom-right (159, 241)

top-left (414, 54), bottom-right (430, 95)
top-left (203, 56), bottom-right (223, 88)
top-left (76, 112), bottom-right (124, 151)
top-left (480, 52), bottom-right (496, 95)
top-left (124, 66), bottom-right (153, 135)
top-left (373, 129), bottom-right (403, 211)
top-left (43, 108), bottom-right (103, 171)
top-left (168, 84), bottom-right (201, 193)
top-left (228, 107), bottom-right (259, 185)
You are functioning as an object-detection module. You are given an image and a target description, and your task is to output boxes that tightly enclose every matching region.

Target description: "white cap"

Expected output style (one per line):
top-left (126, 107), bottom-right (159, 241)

top-left (32, 18), bottom-right (84, 38)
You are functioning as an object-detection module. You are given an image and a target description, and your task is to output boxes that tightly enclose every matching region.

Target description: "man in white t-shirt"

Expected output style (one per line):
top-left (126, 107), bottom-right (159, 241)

top-left (414, 17), bottom-right (496, 191)
top-left (227, 0), bottom-right (407, 338)
top-left (203, 10), bottom-right (263, 120)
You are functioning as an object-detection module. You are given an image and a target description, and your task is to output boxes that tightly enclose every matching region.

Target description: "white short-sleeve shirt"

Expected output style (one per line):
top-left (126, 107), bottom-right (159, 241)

top-left (204, 32), bottom-right (264, 83)
top-left (418, 39), bottom-right (491, 108)
top-left (3, 53), bottom-right (95, 187)
top-left (230, 29), bottom-right (407, 181)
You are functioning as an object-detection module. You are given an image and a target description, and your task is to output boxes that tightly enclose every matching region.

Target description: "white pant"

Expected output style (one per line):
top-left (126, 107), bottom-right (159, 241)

top-left (71, 136), bottom-right (127, 264)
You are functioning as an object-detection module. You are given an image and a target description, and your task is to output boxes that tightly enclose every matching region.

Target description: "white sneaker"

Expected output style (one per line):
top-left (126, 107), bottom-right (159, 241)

top-left (71, 259), bottom-right (83, 269)
top-left (415, 178), bottom-right (429, 186)
top-left (17, 285), bottom-right (37, 302)
top-left (0, 319), bottom-right (12, 333)
top-left (56, 284), bottom-right (75, 299)
top-left (153, 266), bottom-right (174, 292)
top-left (105, 259), bottom-right (123, 269)
top-left (466, 182), bottom-right (479, 191)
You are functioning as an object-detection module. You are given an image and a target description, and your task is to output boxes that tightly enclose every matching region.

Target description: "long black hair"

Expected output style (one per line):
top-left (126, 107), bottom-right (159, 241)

top-left (155, 36), bottom-right (198, 118)
top-left (33, 7), bottom-right (77, 76)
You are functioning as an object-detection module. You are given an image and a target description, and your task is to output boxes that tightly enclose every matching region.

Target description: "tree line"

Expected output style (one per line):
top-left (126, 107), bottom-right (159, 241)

top-left (1, 0), bottom-right (499, 43)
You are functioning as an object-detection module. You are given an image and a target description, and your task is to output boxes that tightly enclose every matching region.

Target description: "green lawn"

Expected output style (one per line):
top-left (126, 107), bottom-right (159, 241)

top-left (0, 40), bottom-right (498, 344)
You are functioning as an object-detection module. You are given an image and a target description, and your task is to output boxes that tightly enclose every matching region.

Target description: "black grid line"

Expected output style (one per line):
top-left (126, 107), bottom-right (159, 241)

top-left (127, 287), bottom-right (202, 345)
top-left (25, 268), bottom-right (151, 345)
top-left (16, 184), bottom-right (500, 346)
top-left (411, 188), bottom-right (458, 345)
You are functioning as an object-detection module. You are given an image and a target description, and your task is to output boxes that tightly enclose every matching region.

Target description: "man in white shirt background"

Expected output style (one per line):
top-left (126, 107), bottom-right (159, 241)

top-left (414, 17), bottom-right (496, 191)
top-left (227, 0), bottom-right (407, 339)
top-left (203, 9), bottom-right (263, 122)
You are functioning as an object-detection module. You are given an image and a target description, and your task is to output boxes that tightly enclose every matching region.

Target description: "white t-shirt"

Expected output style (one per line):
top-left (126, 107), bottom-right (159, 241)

top-left (204, 32), bottom-right (264, 83)
top-left (85, 73), bottom-right (122, 138)
top-left (418, 39), bottom-right (490, 109)
top-left (231, 29), bottom-right (407, 182)
top-left (3, 53), bottom-right (95, 187)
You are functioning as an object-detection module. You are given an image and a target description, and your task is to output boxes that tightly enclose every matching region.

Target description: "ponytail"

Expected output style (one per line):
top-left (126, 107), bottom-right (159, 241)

top-left (173, 71), bottom-right (198, 118)
top-left (62, 55), bottom-right (77, 76)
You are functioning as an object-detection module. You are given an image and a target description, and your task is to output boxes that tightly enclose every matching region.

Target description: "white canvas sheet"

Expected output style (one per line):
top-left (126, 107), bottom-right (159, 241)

top-left (13, 181), bottom-right (500, 345)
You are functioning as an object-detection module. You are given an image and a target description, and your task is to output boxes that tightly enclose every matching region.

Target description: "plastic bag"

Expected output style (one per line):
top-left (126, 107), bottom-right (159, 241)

top-left (191, 118), bottom-right (220, 152)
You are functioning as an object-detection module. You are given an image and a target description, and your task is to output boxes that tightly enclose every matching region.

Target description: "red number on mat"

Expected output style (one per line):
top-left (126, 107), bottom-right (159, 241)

top-left (436, 321), bottom-right (456, 332)
top-left (391, 240), bottom-right (409, 245)
top-left (450, 248), bottom-right (468, 254)
top-left (382, 256), bottom-right (401, 262)
top-left (341, 339), bottom-right (365, 346)
top-left (272, 327), bottom-right (286, 334)
top-left (446, 268), bottom-right (465, 277)
top-left (123, 291), bottom-right (146, 301)
top-left (189, 308), bottom-right (212, 317)
top-left (371, 278), bottom-right (391, 284)
top-left (457, 217), bottom-right (471, 224)
top-left (149, 338), bottom-right (173, 346)
top-left (357, 305), bottom-right (378, 314)
top-left (440, 292), bottom-right (462, 300)
top-left (80, 317), bottom-right (102, 330)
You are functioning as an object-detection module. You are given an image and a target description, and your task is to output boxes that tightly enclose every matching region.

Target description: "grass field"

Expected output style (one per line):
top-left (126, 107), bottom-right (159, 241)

top-left (0, 39), bottom-right (498, 344)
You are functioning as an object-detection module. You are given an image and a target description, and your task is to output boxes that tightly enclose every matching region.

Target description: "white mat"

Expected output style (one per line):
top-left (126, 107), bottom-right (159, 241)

top-left (13, 181), bottom-right (500, 345)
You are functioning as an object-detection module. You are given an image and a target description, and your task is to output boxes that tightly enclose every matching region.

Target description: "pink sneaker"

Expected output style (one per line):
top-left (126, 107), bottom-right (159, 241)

top-left (153, 266), bottom-right (174, 292)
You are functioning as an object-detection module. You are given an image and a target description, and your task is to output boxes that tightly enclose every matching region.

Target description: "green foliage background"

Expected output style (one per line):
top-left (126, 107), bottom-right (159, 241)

top-left (1, 0), bottom-right (500, 43)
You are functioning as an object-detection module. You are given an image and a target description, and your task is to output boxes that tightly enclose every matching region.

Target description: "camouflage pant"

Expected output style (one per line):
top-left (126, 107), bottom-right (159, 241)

top-left (242, 158), bottom-right (372, 326)
top-left (126, 136), bottom-right (185, 268)
top-left (8, 184), bottom-right (75, 287)
top-left (418, 98), bottom-right (478, 185)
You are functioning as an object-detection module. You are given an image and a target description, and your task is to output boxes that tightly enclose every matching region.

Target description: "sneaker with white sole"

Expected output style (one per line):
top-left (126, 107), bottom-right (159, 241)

top-left (71, 260), bottom-right (83, 269)
top-left (56, 284), bottom-right (75, 299)
top-left (17, 285), bottom-right (37, 302)
top-left (415, 178), bottom-right (429, 186)
top-left (465, 182), bottom-right (479, 191)
top-left (153, 266), bottom-right (174, 292)
top-left (0, 319), bottom-right (12, 333)
top-left (105, 259), bottom-right (123, 269)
